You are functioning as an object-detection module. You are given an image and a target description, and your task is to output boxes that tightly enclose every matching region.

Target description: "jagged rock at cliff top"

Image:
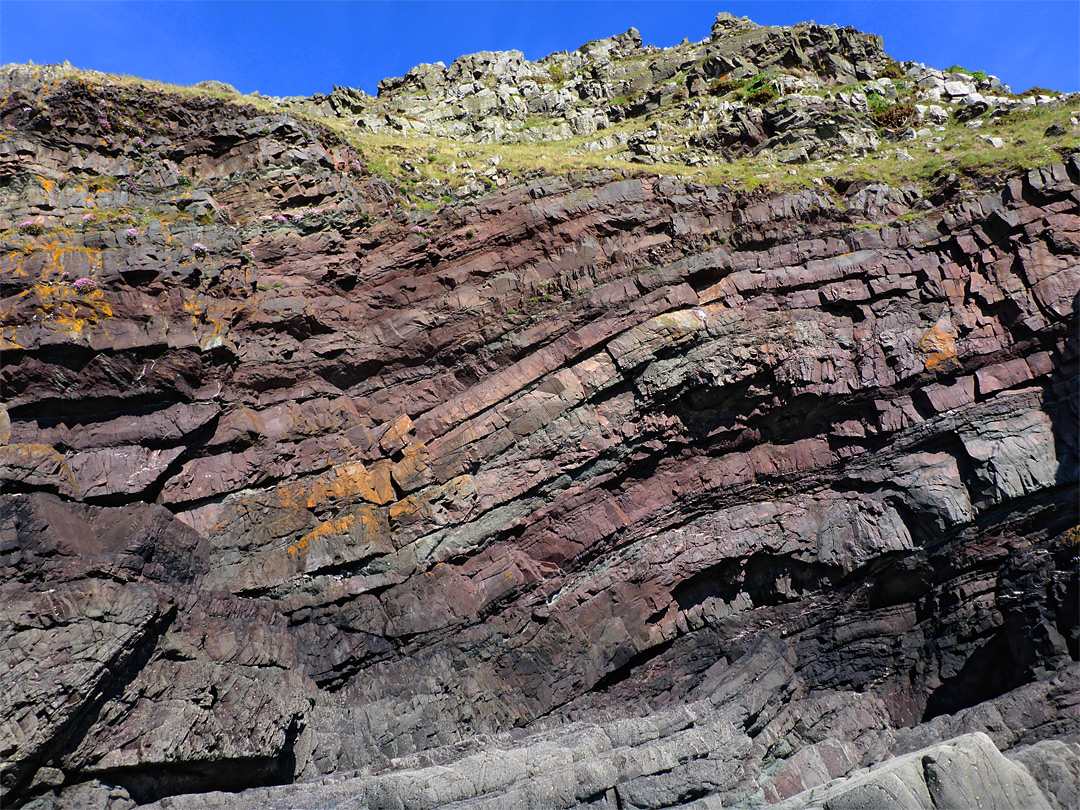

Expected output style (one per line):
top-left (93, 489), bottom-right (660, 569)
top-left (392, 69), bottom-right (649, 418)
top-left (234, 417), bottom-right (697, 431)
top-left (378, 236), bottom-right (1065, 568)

top-left (315, 11), bottom-right (895, 151)
top-left (277, 8), bottom-right (1068, 175)
top-left (1, 9), bottom-right (1078, 810)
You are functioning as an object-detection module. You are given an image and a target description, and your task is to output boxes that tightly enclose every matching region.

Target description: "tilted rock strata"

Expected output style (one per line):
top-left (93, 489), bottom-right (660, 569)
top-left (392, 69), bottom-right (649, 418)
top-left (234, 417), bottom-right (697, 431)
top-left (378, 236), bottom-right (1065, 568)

top-left (128, 725), bottom-right (1075, 810)
top-left (0, 45), bottom-right (1078, 810)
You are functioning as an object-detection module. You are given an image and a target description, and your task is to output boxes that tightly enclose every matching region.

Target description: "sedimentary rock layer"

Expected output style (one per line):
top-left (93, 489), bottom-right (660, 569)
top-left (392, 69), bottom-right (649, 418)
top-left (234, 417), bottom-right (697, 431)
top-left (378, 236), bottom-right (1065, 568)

top-left (1, 50), bottom-right (1077, 810)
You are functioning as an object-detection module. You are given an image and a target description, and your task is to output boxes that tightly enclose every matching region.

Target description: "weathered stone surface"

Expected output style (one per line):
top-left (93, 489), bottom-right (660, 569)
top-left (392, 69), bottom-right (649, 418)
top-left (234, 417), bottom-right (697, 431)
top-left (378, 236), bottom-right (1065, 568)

top-left (771, 732), bottom-right (1057, 810)
top-left (0, 19), bottom-right (1077, 810)
top-left (1008, 739), bottom-right (1080, 810)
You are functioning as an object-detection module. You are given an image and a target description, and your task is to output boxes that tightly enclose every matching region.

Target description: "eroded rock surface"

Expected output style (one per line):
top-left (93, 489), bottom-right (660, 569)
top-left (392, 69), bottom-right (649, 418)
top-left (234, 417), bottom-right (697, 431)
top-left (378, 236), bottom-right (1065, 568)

top-left (1, 17), bottom-right (1078, 810)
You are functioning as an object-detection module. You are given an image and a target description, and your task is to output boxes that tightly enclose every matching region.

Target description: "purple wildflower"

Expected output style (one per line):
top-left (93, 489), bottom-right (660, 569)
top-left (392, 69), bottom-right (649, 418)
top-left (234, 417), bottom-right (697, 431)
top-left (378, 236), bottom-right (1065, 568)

top-left (73, 277), bottom-right (98, 292)
top-left (192, 242), bottom-right (208, 256)
top-left (274, 214), bottom-right (288, 223)
top-left (82, 213), bottom-right (96, 222)
top-left (124, 227), bottom-right (138, 243)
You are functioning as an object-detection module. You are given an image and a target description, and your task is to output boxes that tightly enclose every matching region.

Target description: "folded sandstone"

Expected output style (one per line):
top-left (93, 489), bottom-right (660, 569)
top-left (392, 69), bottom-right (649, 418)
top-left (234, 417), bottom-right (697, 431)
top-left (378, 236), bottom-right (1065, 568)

top-left (1, 11), bottom-right (1077, 810)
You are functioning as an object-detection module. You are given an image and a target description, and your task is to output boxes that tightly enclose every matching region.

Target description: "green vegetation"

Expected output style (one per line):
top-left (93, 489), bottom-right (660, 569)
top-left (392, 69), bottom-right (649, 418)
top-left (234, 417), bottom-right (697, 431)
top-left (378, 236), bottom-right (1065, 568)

top-left (738, 73), bottom-right (779, 106)
top-left (866, 92), bottom-right (891, 115)
top-left (330, 96), bottom-right (1074, 201)
top-left (946, 66), bottom-right (988, 83)
top-left (29, 61), bottom-right (1075, 213)
top-left (522, 114), bottom-right (551, 130)
top-left (708, 76), bottom-right (740, 96)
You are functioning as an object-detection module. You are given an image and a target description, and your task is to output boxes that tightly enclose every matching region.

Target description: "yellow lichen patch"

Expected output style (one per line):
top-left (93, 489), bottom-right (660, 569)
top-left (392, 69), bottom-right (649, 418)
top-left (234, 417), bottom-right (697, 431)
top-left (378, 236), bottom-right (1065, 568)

top-left (388, 475), bottom-right (477, 536)
top-left (288, 513), bottom-right (360, 557)
top-left (218, 503), bottom-right (393, 594)
top-left (391, 443), bottom-right (431, 492)
top-left (2, 241), bottom-right (105, 288)
top-left (286, 508), bottom-right (388, 562)
top-left (304, 460), bottom-right (395, 508)
top-left (389, 496), bottom-right (421, 526)
top-left (919, 319), bottom-right (958, 371)
top-left (379, 414), bottom-right (415, 453)
top-left (1059, 525), bottom-right (1080, 548)
top-left (1, 326), bottom-right (23, 351)
top-left (41, 243), bottom-right (105, 279)
top-left (179, 290), bottom-right (233, 350)
top-left (224, 462), bottom-right (394, 548)
top-left (30, 279), bottom-right (113, 341)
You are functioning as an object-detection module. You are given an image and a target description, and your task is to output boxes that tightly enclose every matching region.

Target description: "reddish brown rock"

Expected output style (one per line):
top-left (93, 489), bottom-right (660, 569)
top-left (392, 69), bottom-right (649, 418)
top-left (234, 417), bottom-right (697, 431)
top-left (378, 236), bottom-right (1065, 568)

top-left (0, 66), bottom-right (1076, 810)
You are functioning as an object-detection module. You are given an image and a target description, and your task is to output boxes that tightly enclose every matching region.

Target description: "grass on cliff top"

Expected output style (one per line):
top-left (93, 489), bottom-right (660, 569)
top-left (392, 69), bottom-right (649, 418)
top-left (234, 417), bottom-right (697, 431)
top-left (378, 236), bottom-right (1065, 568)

top-left (23, 64), bottom-right (1078, 203)
top-left (329, 100), bottom-right (1077, 201)
top-left (62, 65), bottom-right (283, 112)
top-left (350, 130), bottom-right (647, 186)
top-left (837, 106), bottom-right (1078, 189)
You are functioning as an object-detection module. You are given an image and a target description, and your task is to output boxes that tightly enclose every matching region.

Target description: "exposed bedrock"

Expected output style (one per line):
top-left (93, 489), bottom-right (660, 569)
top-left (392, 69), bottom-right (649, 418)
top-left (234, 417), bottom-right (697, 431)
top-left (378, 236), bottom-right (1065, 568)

top-left (0, 71), bottom-right (1077, 809)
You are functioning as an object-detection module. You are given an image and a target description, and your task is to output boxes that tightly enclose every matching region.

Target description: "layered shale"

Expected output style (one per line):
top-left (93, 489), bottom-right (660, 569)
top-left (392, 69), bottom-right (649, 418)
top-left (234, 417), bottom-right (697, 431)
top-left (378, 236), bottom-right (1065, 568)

top-left (1, 12), bottom-right (1078, 810)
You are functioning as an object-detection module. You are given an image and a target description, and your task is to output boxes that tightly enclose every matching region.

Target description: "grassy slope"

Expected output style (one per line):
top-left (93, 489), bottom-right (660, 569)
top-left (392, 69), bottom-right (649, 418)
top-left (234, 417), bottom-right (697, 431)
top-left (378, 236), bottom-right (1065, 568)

top-left (5, 62), bottom-right (1078, 205)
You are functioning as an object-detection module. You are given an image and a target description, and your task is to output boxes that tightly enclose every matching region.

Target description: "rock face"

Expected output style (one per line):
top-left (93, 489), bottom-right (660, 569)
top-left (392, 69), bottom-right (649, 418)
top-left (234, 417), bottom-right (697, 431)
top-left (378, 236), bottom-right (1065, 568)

top-left (1, 13), bottom-right (1078, 810)
top-left (271, 10), bottom-right (1068, 180)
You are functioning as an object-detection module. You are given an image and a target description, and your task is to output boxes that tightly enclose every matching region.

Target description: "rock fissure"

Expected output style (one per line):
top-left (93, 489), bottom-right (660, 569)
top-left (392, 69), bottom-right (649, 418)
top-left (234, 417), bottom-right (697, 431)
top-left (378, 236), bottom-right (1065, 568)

top-left (2, 11), bottom-right (1079, 810)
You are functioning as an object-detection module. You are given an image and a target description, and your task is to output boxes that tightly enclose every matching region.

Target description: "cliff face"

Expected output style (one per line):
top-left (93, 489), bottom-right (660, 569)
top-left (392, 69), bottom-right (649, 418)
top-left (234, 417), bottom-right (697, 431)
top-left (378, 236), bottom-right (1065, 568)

top-left (1, 15), bottom-right (1079, 810)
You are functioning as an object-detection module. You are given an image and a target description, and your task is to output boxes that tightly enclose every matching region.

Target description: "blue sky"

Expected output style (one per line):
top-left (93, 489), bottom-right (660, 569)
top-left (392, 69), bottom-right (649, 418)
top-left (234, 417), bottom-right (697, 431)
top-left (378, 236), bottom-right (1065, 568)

top-left (2, 2), bottom-right (1077, 97)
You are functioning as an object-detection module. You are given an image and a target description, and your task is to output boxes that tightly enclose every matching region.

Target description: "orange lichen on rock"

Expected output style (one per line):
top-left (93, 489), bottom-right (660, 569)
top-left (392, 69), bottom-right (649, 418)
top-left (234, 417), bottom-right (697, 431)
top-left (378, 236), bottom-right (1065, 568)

top-left (304, 460), bottom-right (395, 508)
top-left (1, 325), bottom-right (23, 350)
top-left (180, 290), bottom-right (234, 351)
top-left (919, 317), bottom-right (958, 371)
top-left (288, 513), bottom-right (360, 557)
top-left (286, 508), bottom-right (388, 561)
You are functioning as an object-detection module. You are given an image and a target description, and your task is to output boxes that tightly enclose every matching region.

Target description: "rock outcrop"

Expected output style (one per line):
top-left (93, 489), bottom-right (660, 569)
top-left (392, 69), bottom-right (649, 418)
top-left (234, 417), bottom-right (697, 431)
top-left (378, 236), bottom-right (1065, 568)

top-left (274, 11), bottom-right (1070, 180)
top-left (1, 11), bottom-right (1078, 810)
